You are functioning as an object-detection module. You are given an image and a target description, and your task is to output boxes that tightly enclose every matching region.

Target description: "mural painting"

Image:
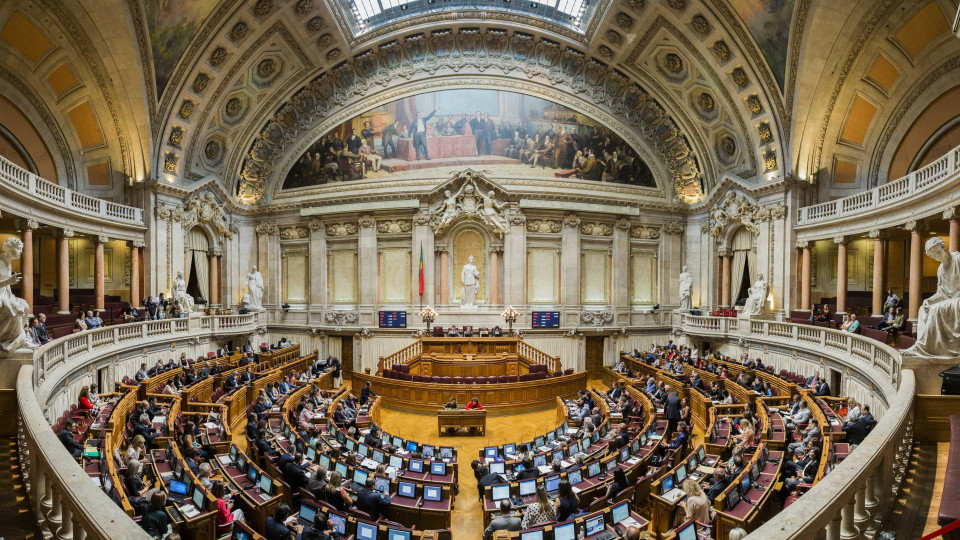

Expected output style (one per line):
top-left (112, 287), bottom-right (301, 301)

top-left (729, 0), bottom-right (797, 89)
top-left (281, 89), bottom-right (655, 190)
top-left (146, 0), bottom-right (220, 95)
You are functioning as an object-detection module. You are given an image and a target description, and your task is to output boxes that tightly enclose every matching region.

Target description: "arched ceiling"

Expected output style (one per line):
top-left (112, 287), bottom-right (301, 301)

top-left (131, 0), bottom-right (792, 207)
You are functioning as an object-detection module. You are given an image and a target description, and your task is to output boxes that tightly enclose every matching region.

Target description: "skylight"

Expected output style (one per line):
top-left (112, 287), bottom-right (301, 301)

top-left (343, 0), bottom-right (595, 36)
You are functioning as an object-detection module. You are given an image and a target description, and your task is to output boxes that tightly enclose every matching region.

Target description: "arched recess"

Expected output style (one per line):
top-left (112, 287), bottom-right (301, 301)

top-left (184, 225), bottom-right (214, 303)
top-left (726, 226), bottom-right (756, 306)
top-left (443, 220), bottom-right (497, 306)
top-left (885, 84), bottom-right (960, 180)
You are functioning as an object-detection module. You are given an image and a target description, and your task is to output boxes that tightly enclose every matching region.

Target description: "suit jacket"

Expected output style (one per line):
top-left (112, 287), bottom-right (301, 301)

top-left (815, 382), bottom-right (831, 396)
top-left (409, 111), bottom-right (437, 136)
top-left (264, 516), bottom-right (296, 540)
top-left (484, 514), bottom-right (522, 539)
top-left (333, 410), bottom-right (347, 424)
top-left (59, 429), bottom-right (83, 452)
top-left (283, 461), bottom-right (309, 491)
top-left (664, 394), bottom-right (682, 420)
top-left (356, 487), bottom-right (391, 520)
top-left (705, 477), bottom-right (729, 502)
top-left (843, 418), bottom-right (871, 445)
top-left (691, 377), bottom-right (704, 390)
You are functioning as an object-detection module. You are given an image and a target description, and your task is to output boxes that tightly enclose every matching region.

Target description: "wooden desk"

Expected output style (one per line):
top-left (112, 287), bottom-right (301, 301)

top-left (437, 409), bottom-right (486, 435)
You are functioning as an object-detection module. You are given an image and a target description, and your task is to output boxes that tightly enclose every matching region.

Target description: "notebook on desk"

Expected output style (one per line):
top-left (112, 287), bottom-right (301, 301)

top-left (179, 505), bottom-right (200, 518)
top-left (218, 455), bottom-right (232, 465)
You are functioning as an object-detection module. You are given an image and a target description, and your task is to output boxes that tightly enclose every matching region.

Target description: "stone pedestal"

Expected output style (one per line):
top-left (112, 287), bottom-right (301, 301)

top-left (901, 353), bottom-right (958, 395)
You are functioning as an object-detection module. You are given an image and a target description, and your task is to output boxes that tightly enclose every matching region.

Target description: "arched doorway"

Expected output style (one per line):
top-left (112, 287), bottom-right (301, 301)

top-left (730, 227), bottom-right (755, 306)
top-left (184, 227), bottom-right (211, 305)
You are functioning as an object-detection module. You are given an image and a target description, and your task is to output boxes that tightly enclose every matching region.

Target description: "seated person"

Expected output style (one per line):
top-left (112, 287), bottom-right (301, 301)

top-left (492, 326), bottom-right (503, 337)
top-left (873, 307), bottom-right (896, 329)
top-left (841, 314), bottom-right (860, 333)
top-left (356, 476), bottom-right (392, 520)
top-left (59, 419), bottom-right (85, 458)
top-left (264, 503), bottom-right (302, 540)
top-left (811, 304), bottom-right (831, 322)
top-left (447, 326), bottom-right (461, 337)
top-left (883, 307), bottom-right (906, 332)
top-left (444, 396), bottom-right (458, 409)
top-left (465, 397), bottom-right (483, 410)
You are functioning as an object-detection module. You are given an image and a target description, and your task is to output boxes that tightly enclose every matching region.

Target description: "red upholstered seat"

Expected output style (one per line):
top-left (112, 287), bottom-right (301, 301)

top-left (453, 376), bottom-right (463, 384)
top-left (497, 375), bottom-right (509, 383)
top-left (465, 376), bottom-right (475, 384)
top-left (441, 376), bottom-right (451, 383)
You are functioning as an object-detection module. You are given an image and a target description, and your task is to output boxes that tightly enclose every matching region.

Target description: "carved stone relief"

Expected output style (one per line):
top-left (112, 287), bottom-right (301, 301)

top-left (377, 220), bottom-right (412, 234)
top-left (280, 226), bottom-right (308, 239)
top-left (326, 223), bottom-right (358, 236)
top-left (580, 311), bottom-right (614, 325)
top-left (581, 222), bottom-right (613, 236)
top-left (324, 310), bottom-right (359, 325)
top-left (630, 226), bottom-right (660, 239)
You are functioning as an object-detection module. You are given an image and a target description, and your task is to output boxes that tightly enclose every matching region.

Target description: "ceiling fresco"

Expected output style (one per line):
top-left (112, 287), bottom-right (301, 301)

top-left (728, 0), bottom-right (796, 89)
top-left (146, 0), bottom-right (220, 95)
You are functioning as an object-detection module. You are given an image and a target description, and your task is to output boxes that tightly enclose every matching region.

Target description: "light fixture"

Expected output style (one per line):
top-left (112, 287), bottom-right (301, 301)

top-left (501, 306), bottom-right (519, 335)
top-left (419, 306), bottom-right (438, 332)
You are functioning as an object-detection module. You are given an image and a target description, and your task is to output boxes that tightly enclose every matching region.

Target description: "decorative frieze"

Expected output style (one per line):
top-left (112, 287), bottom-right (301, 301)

top-left (324, 310), bottom-right (359, 325)
top-left (527, 219), bottom-right (562, 233)
top-left (581, 222), bottom-right (613, 236)
top-left (663, 221), bottom-right (684, 234)
top-left (326, 223), bottom-right (358, 236)
top-left (630, 226), bottom-right (660, 239)
top-left (377, 220), bottom-right (412, 234)
top-left (580, 311), bottom-right (614, 325)
top-left (255, 223), bottom-right (278, 235)
top-left (280, 226), bottom-right (308, 239)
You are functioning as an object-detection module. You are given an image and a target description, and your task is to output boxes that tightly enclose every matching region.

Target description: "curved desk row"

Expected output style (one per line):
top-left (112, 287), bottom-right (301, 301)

top-left (353, 370), bottom-right (589, 410)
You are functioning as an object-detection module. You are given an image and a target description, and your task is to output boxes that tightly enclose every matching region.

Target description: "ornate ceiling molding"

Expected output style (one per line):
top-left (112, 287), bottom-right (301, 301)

top-left (232, 28), bottom-right (707, 205)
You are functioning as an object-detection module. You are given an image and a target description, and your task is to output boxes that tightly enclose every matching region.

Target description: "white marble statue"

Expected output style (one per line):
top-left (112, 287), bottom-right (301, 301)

top-left (742, 273), bottom-right (768, 316)
top-left (0, 237), bottom-right (34, 351)
top-left (481, 190), bottom-right (509, 236)
top-left (435, 189), bottom-right (460, 234)
top-left (246, 266), bottom-right (264, 311)
top-left (904, 237), bottom-right (960, 358)
top-left (678, 265), bottom-right (693, 311)
top-left (460, 255), bottom-right (480, 308)
top-left (173, 271), bottom-right (195, 313)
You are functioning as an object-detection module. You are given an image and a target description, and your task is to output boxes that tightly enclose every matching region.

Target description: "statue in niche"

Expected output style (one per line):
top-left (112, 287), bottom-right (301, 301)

top-left (677, 265), bottom-right (693, 311)
top-left (904, 237), bottom-right (960, 358)
top-left (246, 266), bottom-right (264, 312)
top-left (0, 237), bottom-right (34, 352)
top-left (460, 255), bottom-right (480, 309)
top-left (173, 271), bottom-right (195, 314)
top-left (742, 273), bottom-right (768, 316)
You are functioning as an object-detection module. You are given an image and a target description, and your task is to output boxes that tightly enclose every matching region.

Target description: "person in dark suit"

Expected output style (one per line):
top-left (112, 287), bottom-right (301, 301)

top-left (690, 371), bottom-right (704, 390)
top-left (842, 411), bottom-right (871, 446)
top-left (133, 413), bottom-right (159, 447)
top-left (240, 367), bottom-right (255, 384)
top-left (282, 453), bottom-right (310, 492)
top-left (356, 476), bottom-right (392, 520)
top-left (59, 419), bottom-right (84, 458)
top-left (469, 112), bottom-right (486, 155)
top-left (410, 108), bottom-right (438, 160)
top-left (363, 426), bottom-right (382, 449)
top-left (815, 378), bottom-right (831, 396)
top-left (703, 469), bottom-right (729, 502)
top-left (256, 429), bottom-right (278, 457)
top-left (359, 381), bottom-right (376, 406)
top-left (664, 390), bottom-right (681, 438)
top-left (333, 403), bottom-right (348, 425)
top-left (381, 121), bottom-right (399, 158)
top-left (516, 458), bottom-right (539, 480)
top-left (483, 500), bottom-right (522, 539)
top-left (264, 503), bottom-right (301, 540)
top-left (477, 465), bottom-right (504, 502)
top-left (668, 421), bottom-right (689, 450)
top-left (223, 373), bottom-right (238, 391)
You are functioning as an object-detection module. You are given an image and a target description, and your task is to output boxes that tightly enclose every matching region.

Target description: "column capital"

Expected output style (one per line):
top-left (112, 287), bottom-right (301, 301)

top-left (255, 223), bottom-right (278, 235)
top-left (867, 229), bottom-right (887, 239)
top-left (563, 214), bottom-right (581, 228)
top-left (615, 218), bottom-right (631, 231)
top-left (308, 217), bottom-right (323, 231)
top-left (796, 240), bottom-right (810, 249)
top-left (944, 207), bottom-right (959, 221)
top-left (509, 212), bottom-right (526, 225)
top-left (413, 211), bottom-right (431, 226)
top-left (490, 243), bottom-right (504, 253)
top-left (60, 228), bottom-right (74, 238)
top-left (903, 220), bottom-right (927, 232)
top-left (833, 236), bottom-right (847, 245)
top-left (18, 219), bottom-right (39, 231)
top-left (132, 239), bottom-right (146, 248)
top-left (96, 235), bottom-right (109, 245)
top-left (209, 248), bottom-right (222, 257)
top-left (435, 243), bottom-right (449, 254)
top-left (718, 248), bottom-right (733, 257)
top-left (358, 214), bottom-right (376, 228)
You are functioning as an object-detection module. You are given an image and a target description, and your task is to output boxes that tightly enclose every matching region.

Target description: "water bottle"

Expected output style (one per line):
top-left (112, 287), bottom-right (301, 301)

top-left (579, 525), bottom-right (586, 539)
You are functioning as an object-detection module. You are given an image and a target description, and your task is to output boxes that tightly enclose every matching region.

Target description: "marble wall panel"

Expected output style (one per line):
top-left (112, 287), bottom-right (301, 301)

top-left (328, 249), bottom-right (358, 304)
top-left (527, 248), bottom-right (559, 304)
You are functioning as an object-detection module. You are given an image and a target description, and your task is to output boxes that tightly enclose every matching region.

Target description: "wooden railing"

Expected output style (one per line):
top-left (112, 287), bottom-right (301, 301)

top-left (377, 339), bottom-right (422, 375)
top-left (517, 339), bottom-right (561, 372)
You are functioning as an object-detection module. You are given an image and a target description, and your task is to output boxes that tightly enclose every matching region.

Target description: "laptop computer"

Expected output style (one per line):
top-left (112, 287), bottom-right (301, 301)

top-left (168, 480), bottom-right (189, 503)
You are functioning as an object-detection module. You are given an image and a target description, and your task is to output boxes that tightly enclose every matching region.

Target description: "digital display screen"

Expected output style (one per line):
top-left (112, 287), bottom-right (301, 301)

top-left (531, 311), bottom-right (560, 328)
top-left (379, 311), bottom-right (407, 328)
top-left (491, 484), bottom-right (510, 501)
top-left (356, 522), bottom-right (378, 540)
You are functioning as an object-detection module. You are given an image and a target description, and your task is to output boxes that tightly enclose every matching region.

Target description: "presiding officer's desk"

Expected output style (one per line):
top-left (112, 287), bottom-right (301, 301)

top-left (437, 408), bottom-right (486, 435)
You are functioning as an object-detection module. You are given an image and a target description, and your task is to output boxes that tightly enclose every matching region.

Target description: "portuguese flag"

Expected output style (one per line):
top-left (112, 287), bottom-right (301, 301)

top-left (418, 244), bottom-right (424, 297)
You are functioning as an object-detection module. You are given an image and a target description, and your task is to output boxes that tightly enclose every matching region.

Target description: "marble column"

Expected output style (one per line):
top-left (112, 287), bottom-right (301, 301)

top-left (210, 249), bottom-right (221, 306)
top-left (131, 240), bottom-right (143, 307)
top-left (436, 245), bottom-right (449, 305)
top-left (94, 235), bottom-right (107, 310)
top-left (835, 236), bottom-right (847, 315)
top-left (611, 219), bottom-right (631, 310)
top-left (57, 229), bottom-right (73, 314)
top-left (561, 215), bottom-right (581, 307)
top-left (411, 211), bottom-right (434, 305)
top-left (870, 230), bottom-right (885, 316)
top-left (504, 212), bottom-right (527, 307)
top-left (309, 219), bottom-right (327, 309)
top-left (357, 215), bottom-right (377, 308)
top-left (945, 208), bottom-right (959, 252)
top-left (256, 223), bottom-right (279, 308)
top-left (719, 249), bottom-right (732, 307)
top-left (489, 244), bottom-right (502, 305)
top-left (799, 241), bottom-right (811, 311)
top-left (907, 221), bottom-right (923, 320)
top-left (20, 220), bottom-right (37, 315)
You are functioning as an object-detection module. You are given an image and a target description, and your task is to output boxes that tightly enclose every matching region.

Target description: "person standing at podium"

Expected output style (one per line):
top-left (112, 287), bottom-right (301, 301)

top-left (466, 397), bottom-right (483, 410)
top-left (444, 396), bottom-right (458, 409)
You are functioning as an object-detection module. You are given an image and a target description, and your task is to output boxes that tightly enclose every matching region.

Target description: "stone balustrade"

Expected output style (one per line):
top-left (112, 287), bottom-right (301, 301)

top-left (0, 154), bottom-right (144, 228)
top-left (797, 143), bottom-right (960, 234)
top-left (679, 314), bottom-right (914, 539)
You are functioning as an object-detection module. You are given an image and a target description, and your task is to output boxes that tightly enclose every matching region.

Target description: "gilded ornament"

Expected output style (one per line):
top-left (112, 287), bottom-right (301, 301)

top-left (746, 95), bottom-right (763, 115)
top-left (178, 100), bottom-right (195, 119)
top-left (307, 16), bottom-right (324, 32)
top-left (712, 41), bottom-right (731, 61)
top-left (691, 15), bottom-right (710, 35)
top-left (698, 93), bottom-right (715, 112)
top-left (192, 72), bottom-right (210, 93)
top-left (763, 150), bottom-right (777, 171)
top-left (758, 123), bottom-right (772, 142)
top-left (168, 126), bottom-right (184, 148)
top-left (664, 53), bottom-right (683, 73)
top-left (163, 153), bottom-right (178, 173)
top-left (230, 21), bottom-right (249, 42)
top-left (210, 47), bottom-right (228, 68)
top-left (181, 193), bottom-right (233, 238)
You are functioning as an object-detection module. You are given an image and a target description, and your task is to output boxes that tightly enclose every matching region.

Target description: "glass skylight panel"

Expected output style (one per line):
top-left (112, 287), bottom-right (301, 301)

top-left (353, 0), bottom-right (382, 20)
top-left (555, 0), bottom-right (584, 17)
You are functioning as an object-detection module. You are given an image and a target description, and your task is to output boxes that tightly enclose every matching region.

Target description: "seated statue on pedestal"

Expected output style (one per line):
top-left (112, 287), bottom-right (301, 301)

top-left (0, 237), bottom-right (34, 352)
top-left (904, 237), bottom-right (960, 359)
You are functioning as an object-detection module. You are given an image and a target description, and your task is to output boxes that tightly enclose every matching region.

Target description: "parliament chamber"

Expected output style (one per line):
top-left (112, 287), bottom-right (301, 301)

top-left (2, 0), bottom-right (960, 538)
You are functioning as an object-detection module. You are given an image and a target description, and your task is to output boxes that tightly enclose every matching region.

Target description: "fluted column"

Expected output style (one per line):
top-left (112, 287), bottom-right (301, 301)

top-left (210, 249), bottom-right (221, 306)
top-left (906, 221), bottom-right (923, 319)
top-left (945, 208), bottom-right (959, 252)
top-left (489, 244), bottom-right (502, 305)
top-left (437, 244), bottom-right (449, 305)
top-left (870, 230), bottom-right (885, 316)
top-left (57, 229), bottom-right (73, 314)
top-left (131, 240), bottom-right (143, 307)
top-left (798, 241), bottom-right (811, 311)
top-left (719, 249), bottom-right (732, 307)
top-left (20, 220), bottom-right (37, 315)
top-left (94, 235), bottom-right (107, 310)
top-left (835, 236), bottom-right (848, 315)
top-left (840, 497), bottom-right (860, 540)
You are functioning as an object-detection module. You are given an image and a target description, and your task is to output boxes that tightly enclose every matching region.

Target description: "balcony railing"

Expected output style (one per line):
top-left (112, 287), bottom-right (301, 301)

top-left (0, 154), bottom-right (144, 226)
top-left (679, 315), bottom-right (913, 539)
top-left (798, 144), bottom-right (960, 226)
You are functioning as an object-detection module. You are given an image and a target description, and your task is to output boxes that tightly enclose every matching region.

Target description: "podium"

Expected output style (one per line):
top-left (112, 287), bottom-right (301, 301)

top-left (437, 409), bottom-right (486, 435)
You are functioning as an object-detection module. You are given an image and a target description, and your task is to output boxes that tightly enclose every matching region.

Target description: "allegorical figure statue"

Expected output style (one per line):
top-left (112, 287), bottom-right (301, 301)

top-left (678, 265), bottom-right (693, 311)
top-left (742, 273), bottom-right (768, 316)
top-left (460, 255), bottom-right (480, 308)
top-left (905, 237), bottom-right (960, 358)
top-left (246, 266), bottom-right (264, 311)
top-left (173, 271), bottom-right (195, 314)
top-left (0, 237), bottom-right (33, 351)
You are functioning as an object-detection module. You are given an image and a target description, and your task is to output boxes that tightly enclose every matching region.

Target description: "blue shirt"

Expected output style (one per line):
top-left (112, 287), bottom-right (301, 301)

top-left (85, 317), bottom-right (100, 329)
